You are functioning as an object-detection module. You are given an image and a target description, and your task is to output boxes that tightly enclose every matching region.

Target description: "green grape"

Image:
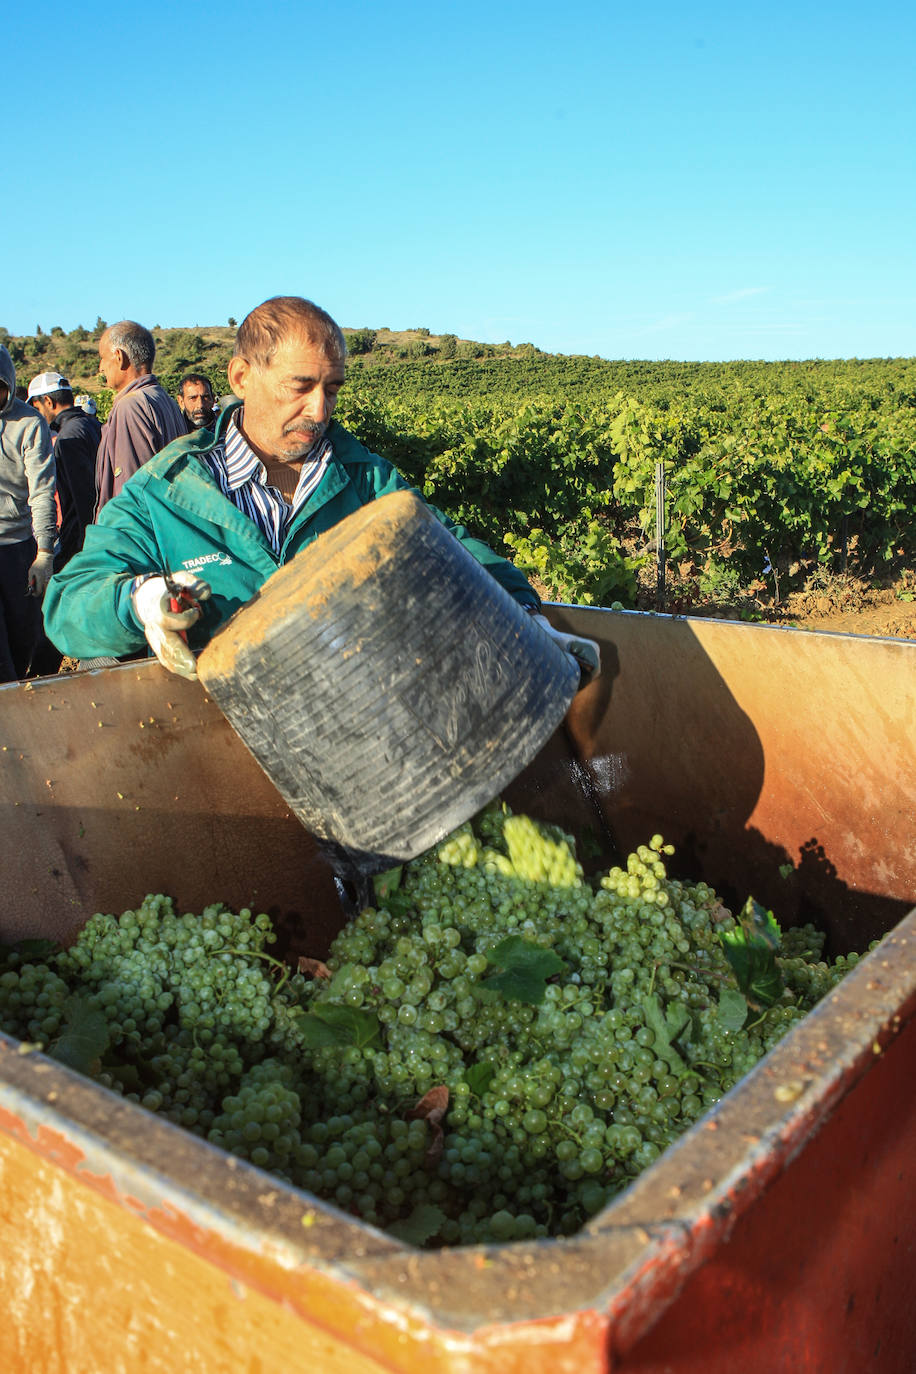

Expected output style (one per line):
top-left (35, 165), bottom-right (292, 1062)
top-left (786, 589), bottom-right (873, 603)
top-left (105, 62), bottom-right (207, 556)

top-left (0, 807), bottom-right (868, 1252)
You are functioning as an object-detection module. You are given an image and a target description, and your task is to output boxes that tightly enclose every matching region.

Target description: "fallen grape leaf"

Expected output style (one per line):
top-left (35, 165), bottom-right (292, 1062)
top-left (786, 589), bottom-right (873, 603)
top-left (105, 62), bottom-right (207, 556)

top-left (50, 996), bottom-right (110, 1075)
top-left (480, 935), bottom-right (567, 1005)
top-left (373, 866), bottom-right (403, 902)
top-left (464, 1061), bottom-right (496, 1096)
top-left (288, 1003), bottom-right (381, 1050)
top-left (738, 897), bottom-right (782, 951)
top-left (297, 956), bottom-right (331, 980)
top-left (642, 994), bottom-right (688, 1071)
top-left (387, 1204), bottom-right (447, 1246)
top-left (717, 987), bottom-right (749, 1033)
top-left (721, 899), bottom-right (784, 1010)
top-left (407, 1084), bottom-right (449, 1164)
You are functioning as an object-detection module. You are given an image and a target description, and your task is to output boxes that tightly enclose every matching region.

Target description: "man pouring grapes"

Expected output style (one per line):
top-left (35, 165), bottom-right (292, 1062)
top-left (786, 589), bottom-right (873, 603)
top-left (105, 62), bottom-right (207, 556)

top-left (44, 296), bottom-right (600, 684)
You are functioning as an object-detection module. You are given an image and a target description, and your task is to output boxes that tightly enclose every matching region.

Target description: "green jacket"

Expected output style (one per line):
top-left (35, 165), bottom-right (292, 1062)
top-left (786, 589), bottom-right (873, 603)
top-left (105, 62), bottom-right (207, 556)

top-left (44, 406), bottom-right (539, 659)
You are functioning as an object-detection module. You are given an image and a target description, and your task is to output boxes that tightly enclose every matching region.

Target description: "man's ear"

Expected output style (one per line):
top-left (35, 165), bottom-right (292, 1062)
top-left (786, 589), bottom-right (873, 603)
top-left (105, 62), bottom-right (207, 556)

top-left (227, 355), bottom-right (249, 398)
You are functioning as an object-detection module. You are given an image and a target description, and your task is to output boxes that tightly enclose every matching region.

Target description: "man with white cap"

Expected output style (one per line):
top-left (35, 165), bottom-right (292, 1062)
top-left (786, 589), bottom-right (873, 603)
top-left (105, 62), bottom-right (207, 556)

top-left (27, 371), bottom-right (100, 569)
top-left (0, 347), bottom-right (57, 681)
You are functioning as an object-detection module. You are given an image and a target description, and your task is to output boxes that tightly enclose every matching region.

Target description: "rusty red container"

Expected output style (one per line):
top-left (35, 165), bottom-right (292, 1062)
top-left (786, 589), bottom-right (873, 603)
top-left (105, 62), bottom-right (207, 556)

top-left (0, 608), bottom-right (914, 1373)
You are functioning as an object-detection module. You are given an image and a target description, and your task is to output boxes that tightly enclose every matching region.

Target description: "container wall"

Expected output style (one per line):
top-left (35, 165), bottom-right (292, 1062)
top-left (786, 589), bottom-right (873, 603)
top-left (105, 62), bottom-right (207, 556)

top-left (1, 611), bottom-right (915, 1374)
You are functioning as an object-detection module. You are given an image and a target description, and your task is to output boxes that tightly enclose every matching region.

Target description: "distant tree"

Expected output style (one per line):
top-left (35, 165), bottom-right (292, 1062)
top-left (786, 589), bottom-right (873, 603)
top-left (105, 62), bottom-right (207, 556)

top-left (438, 333), bottom-right (457, 360)
top-left (92, 317), bottom-right (107, 339)
top-left (50, 325), bottom-right (64, 337)
top-left (407, 339), bottom-right (433, 360)
top-left (36, 324), bottom-right (43, 336)
top-left (0, 327), bottom-right (9, 347)
top-left (228, 317), bottom-right (237, 328)
top-left (346, 328), bottom-right (377, 356)
top-left (414, 327), bottom-right (430, 337)
top-left (69, 325), bottom-right (88, 342)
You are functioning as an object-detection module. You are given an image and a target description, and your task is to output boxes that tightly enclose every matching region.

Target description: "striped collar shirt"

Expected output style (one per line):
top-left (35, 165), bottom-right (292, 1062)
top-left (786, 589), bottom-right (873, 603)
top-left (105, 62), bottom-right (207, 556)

top-left (201, 409), bottom-right (333, 554)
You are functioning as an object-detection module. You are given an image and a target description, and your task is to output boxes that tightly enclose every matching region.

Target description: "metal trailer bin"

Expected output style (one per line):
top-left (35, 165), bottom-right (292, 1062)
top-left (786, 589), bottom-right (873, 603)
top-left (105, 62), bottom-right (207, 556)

top-left (1, 607), bottom-right (914, 1374)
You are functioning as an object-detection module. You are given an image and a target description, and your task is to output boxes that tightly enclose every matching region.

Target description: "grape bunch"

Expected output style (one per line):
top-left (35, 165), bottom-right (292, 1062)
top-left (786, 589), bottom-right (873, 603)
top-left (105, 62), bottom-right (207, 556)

top-left (0, 805), bottom-right (869, 1247)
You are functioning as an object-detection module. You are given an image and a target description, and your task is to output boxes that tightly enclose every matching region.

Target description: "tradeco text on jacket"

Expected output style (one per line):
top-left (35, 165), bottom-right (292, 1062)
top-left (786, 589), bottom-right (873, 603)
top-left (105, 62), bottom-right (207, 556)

top-left (43, 407), bottom-right (540, 661)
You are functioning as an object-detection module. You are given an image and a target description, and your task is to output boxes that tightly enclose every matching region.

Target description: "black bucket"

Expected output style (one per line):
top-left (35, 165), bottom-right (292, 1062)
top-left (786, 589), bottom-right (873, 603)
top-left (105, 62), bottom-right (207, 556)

top-left (197, 490), bottom-right (579, 874)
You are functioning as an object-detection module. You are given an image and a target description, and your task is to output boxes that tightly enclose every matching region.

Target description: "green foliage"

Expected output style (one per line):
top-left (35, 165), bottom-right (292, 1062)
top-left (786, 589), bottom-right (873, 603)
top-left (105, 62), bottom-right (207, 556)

top-left (336, 355), bottom-right (916, 602)
top-left (345, 327), bottom-right (377, 356)
top-left (479, 935), bottom-right (567, 1004)
top-left (720, 900), bottom-right (785, 1012)
top-left (50, 996), bottom-right (110, 1074)
top-left (2, 316), bottom-right (913, 604)
top-left (506, 520), bottom-right (643, 606)
top-left (288, 1001), bottom-right (381, 1049)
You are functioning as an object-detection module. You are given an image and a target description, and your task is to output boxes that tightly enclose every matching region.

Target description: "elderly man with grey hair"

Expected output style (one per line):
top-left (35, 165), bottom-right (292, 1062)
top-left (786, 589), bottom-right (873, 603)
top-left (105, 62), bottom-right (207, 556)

top-left (95, 320), bottom-right (186, 512)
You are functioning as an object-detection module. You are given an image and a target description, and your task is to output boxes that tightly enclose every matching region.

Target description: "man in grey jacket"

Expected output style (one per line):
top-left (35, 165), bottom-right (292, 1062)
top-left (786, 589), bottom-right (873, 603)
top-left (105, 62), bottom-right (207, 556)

top-left (95, 321), bottom-right (187, 513)
top-left (0, 346), bottom-right (58, 681)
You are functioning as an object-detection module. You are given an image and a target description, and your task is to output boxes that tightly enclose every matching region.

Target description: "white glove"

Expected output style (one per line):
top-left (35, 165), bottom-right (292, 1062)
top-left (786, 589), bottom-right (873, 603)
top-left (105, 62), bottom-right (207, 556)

top-left (131, 572), bottom-right (211, 680)
top-left (531, 613), bottom-right (601, 686)
top-left (28, 551), bottom-right (55, 600)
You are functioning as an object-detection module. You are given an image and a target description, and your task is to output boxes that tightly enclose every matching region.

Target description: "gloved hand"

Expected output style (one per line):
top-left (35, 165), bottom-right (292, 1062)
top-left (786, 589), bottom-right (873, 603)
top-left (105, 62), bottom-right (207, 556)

top-left (131, 572), bottom-right (211, 680)
top-left (531, 613), bottom-right (601, 687)
top-left (28, 551), bottom-right (55, 600)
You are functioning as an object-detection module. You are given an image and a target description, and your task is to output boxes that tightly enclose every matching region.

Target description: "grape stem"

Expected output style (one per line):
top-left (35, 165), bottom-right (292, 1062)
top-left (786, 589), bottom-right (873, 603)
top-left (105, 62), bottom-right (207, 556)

top-left (215, 947), bottom-right (292, 995)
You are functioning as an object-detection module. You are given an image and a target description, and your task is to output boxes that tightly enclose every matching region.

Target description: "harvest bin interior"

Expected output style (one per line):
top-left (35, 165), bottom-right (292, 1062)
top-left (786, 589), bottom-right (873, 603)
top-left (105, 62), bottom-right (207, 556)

top-left (1, 607), bottom-right (914, 1374)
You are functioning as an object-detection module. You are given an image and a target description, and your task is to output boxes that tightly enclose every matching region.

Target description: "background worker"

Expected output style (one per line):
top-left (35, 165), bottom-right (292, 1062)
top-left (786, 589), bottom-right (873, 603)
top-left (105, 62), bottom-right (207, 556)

top-left (176, 373), bottom-right (217, 432)
top-left (0, 347), bottom-right (58, 681)
top-left (44, 296), bottom-right (599, 684)
top-left (95, 321), bottom-right (187, 512)
top-left (27, 371), bottom-right (100, 570)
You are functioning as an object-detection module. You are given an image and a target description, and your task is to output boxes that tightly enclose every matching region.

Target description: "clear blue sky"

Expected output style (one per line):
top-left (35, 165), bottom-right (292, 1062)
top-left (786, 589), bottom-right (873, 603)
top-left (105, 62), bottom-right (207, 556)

top-left (5, 1), bottom-right (915, 360)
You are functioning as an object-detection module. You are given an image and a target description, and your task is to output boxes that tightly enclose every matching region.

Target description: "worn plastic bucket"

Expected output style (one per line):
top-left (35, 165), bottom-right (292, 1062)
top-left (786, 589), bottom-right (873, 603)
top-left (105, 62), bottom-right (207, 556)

top-left (197, 489), bottom-right (579, 873)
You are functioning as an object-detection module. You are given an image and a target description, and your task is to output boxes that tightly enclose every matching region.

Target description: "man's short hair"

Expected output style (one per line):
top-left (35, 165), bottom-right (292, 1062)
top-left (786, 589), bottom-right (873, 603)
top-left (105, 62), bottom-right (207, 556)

top-left (106, 320), bottom-right (156, 370)
top-left (45, 388), bottom-right (75, 408)
top-left (178, 372), bottom-right (214, 397)
top-left (234, 297), bottom-right (347, 369)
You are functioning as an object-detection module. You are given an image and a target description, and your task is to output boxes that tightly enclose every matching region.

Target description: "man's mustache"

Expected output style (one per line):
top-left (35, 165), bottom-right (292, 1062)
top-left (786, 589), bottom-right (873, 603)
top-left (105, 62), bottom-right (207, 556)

top-left (283, 420), bottom-right (324, 438)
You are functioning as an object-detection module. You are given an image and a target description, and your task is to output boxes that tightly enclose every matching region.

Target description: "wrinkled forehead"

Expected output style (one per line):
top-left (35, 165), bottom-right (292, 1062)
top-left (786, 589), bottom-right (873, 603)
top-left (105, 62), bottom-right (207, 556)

top-left (261, 332), bottom-right (346, 377)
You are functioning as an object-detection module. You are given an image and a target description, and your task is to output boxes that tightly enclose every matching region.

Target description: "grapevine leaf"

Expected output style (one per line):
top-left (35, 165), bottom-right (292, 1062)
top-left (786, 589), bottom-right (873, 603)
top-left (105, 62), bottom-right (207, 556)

top-left (718, 987), bottom-right (749, 1033)
top-left (387, 1204), bottom-right (447, 1247)
top-left (103, 1060), bottom-right (143, 1091)
top-left (464, 1061), bottom-right (496, 1096)
top-left (738, 897), bottom-right (782, 950)
top-left (288, 1003), bottom-right (381, 1050)
top-left (480, 936), bottom-right (567, 1005)
top-left (373, 866), bottom-right (403, 902)
top-left (297, 956), bottom-right (331, 980)
top-left (720, 899), bottom-right (784, 1010)
top-left (381, 889), bottom-right (414, 920)
top-left (641, 994), bottom-right (688, 1071)
top-left (49, 996), bottom-right (110, 1075)
top-left (407, 1085), bottom-right (449, 1164)
top-left (407, 1084), bottom-right (449, 1125)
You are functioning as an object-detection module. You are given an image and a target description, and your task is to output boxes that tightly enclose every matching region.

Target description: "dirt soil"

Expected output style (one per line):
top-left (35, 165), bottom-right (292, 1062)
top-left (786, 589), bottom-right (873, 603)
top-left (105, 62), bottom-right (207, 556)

top-left (634, 565), bottom-right (916, 641)
top-left (770, 586), bottom-right (916, 639)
